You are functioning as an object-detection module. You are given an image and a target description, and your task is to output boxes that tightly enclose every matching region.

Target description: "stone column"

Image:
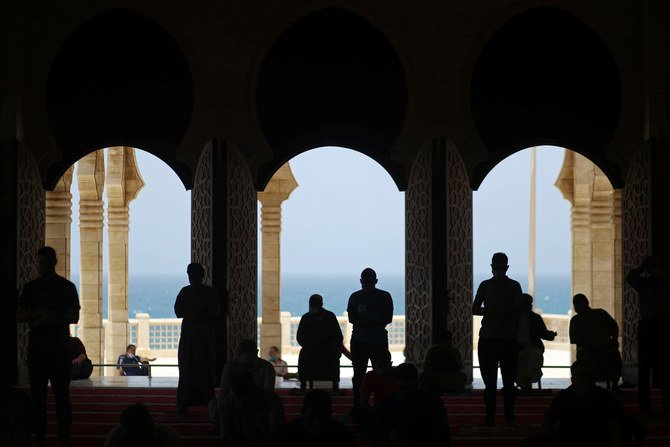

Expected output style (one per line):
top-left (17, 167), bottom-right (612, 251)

top-left (45, 166), bottom-right (74, 279)
top-left (77, 152), bottom-right (105, 373)
top-left (257, 162), bottom-right (298, 358)
top-left (105, 147), bottom-right (144, 375)
top-left (556, 151), bottom-right (621, 359)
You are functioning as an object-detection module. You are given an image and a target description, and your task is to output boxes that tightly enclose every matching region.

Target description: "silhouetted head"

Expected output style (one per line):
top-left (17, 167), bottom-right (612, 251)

top-left (187, 262), bottom-right (205, 285)
top-left (302, 389), bottom-right (332, 421)
top-left (37, 246), bottom-right (57, 277)
top-left (438, 328), bottom-right (454, 346)
top-left (393, 362), bottom-right (419, 389)
top-left (231, 370), bottom-right (256, 397)
top-left (570, 359), bottom-right (595, 386)
top-left (237, 338), bottom-right (259, 368)
top-left (360, 268), bottom-right (378, 290)
top-left (572, 293), bottom-right (590, 314)
top-left (308, 294), bottom-right (323, 314)
top-left (491, 252), bottom-right (509, 279)
top-left (120, 402), bottom-right (154, 444)
top-left (522, 293), bottom-right (534, 312)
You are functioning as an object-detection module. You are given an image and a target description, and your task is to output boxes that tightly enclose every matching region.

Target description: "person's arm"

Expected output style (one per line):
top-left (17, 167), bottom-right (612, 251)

top-left (472, 282), bottom-right (486, 316)
top-left (383, 293), bottom-right (394, 326)
top-left (347, 295), bottom-right (366, 327)
top-left (296, 316), bottom-right (307, 347)
top-left (536, 314), bottom-right (557, 341)
top-left (265, 361), bottom-right (276, 391)
top-left (174, 289), bottom-right (189, 318)
top-left (569, 317), bottom-right (578, 345)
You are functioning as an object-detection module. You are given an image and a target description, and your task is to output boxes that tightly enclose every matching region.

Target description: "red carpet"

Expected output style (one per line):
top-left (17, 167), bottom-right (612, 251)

top-left (22, 385), bottom-right (670, 446)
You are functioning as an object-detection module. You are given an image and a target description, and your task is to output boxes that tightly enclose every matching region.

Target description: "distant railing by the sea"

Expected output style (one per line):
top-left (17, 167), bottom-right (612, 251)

top-left (70, 312), bottom-right (572, 359)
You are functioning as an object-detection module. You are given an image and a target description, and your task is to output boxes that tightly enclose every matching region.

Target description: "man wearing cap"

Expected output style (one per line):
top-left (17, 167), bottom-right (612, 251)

top-left (174, 262), bottom-right (222, 414)
top-left (347, 268), bottom-right (394, 408)
top-left (296, 294), bottom-right (344, 394)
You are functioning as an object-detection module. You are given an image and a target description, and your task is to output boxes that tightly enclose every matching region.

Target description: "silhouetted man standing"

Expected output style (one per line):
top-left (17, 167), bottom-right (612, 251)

top-left (16, 246), bottom-right (80, 446)
top-left (347, 268), bottom-right (394, 408)
top-left (472, 252), bottom-right (523, 426)
top-left (174, 262), bottom-right (222, 414)
top-left (625, 255), bottom-right (670, 414)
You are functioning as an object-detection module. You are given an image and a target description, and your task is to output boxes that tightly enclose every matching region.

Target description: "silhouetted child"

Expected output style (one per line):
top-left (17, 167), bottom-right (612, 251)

top-left (420, 329), bottom-right (467, 394)
top-left (367, 362), bottom-right (450, 447)
top-left (352, 351), bottom-right (397, 425)
top-left (516, 293), bottom-right (557, 392)
top-left (219, 370), bottom-right (285, 447)
top-left (278, 389), bottom-right (356, 447)
top-left (104, 402), bottom-right (182, 447)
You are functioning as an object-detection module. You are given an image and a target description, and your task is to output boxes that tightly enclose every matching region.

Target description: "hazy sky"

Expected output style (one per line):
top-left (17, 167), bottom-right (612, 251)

top-left (69, 145), bottom-right (571, 279)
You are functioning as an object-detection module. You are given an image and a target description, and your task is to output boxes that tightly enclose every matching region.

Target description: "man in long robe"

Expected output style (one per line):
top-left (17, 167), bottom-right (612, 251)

top-left (296, 294), bottom-right (344, 393)
top-left (174, 262), bottom-right (222, 414)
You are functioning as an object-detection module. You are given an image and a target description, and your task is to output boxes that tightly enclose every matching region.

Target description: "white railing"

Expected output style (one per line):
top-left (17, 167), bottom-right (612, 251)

top-left (72, 311), bottom-right (573, 359)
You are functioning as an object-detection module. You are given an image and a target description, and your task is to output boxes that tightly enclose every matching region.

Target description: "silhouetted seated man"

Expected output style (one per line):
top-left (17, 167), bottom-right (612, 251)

top-left (70, 334), bottom-right (93, 380)
top-left (220, 370), bottom-right (285, 447)
top-left (104, 402), bottom-right (181, 447)
top-left (516, 293), bottom-right (557, 392)
top-left (296, 294), bottom-right (344, 394)
top-left (542, 360), bottom-right (637, 447)
top-left (419, 329), bottom-right (468, 394)
top-left (278, 389), bottom-right (356, 447)
top-left (367, 362), bottom-right (450, 447)
top-left (116, 344), bottom-right (155, 377)
top-left (208, 338), bottom-right (275, 427)
top-left (569, 294), bottom-right (622, 391)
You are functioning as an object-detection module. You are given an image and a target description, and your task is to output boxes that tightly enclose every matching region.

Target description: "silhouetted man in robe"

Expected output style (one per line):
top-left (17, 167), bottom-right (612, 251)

top-left (16, 246), bottom-right (80, 446)
top-left (296, 294), bottom-right (344, 393)
top-left (174, 262), bottom-right (222, 414)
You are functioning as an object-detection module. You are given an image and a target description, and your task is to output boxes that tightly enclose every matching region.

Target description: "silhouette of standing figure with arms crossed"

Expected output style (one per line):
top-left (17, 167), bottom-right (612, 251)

top-left (347, 268), bottom-right (394, 411)
top-left (174, 262), bottom-right (222, 414)
top-left (16, 246), bottom-right (80, 446)
top-left (472, 252), bottom-right (523, 426)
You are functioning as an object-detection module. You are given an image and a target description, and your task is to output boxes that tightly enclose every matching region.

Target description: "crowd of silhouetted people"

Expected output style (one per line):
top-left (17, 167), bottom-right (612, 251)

top-left (4, 248), bottom-right (667, 446)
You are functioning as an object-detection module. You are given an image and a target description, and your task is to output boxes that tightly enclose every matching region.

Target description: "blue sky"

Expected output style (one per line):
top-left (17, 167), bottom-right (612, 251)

top-left (68, 145), bottom-right (571, 280)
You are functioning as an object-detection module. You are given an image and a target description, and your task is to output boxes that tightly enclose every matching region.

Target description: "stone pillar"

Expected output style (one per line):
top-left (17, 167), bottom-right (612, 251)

top-left (77, 152), bottom-right (105, 373)
top-left (556, 151), bottom-right (621, 359)
top-left (45, 166), bottom-right (74, 279)
top-left (257, 162), bottom-right (298, 358)
top-left (105, 147), bottom-right (144, 375)
top-left (135, 313), bottom-right (151, 358)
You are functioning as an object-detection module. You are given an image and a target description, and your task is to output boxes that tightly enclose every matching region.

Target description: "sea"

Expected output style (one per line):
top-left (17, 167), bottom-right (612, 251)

top-left (70, 273), bottom-right (573, 319)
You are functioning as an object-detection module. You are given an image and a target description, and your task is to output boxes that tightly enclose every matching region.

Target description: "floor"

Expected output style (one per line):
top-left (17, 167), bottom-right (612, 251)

top-left (71, 373), bottom-right (574, 390)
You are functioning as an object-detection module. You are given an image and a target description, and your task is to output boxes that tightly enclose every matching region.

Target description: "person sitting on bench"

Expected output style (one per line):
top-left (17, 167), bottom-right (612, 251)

top-left (116, 344), bottom-right (155, 376)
